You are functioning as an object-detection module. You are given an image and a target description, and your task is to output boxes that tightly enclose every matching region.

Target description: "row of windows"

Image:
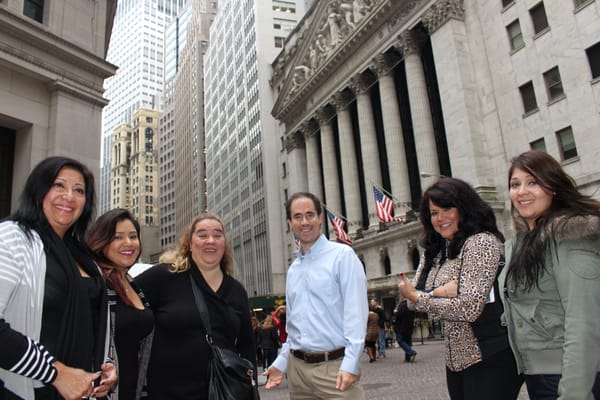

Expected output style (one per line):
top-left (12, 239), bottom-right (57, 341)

top-left (530, 126), bottom-right (578, 162)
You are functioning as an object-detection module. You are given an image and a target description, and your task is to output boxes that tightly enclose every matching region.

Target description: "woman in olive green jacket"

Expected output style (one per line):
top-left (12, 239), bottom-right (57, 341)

top-left (500, 150), bottom-right (600, 400)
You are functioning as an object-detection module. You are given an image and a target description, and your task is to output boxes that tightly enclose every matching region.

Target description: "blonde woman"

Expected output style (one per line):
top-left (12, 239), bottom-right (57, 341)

top-left (135, 213), bottom-right (256, 399)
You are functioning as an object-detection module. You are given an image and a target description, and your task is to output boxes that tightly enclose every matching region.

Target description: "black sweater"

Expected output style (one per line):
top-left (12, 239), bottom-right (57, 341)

top-left (135, 263), bottom-right (255, 400)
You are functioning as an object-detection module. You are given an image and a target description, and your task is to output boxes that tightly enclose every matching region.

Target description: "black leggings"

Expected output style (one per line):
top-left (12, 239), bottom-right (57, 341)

top-left (446, 347), bottom-right (524, 400)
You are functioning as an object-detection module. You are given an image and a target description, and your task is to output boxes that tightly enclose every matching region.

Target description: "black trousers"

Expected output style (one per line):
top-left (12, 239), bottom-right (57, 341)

top-left (446, 347), bottom-right (524, 400)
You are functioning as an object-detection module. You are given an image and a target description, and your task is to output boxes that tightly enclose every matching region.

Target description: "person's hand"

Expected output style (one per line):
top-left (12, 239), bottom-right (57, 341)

top-left (51, 361), bottom-right (101, 400)
top-left (336, 370), bottom-right (358, 391)
top-left (435, 279), bottom-right (458, 298)
top-left (398, 272), bottom-right (418, 303)
top-left (263, 366), bottom-right (284, 389)
top-left (92, 362), bottom-right (117, 398)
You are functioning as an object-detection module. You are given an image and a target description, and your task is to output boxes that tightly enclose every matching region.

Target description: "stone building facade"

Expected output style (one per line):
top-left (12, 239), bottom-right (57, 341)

top-left (0, 0), bottom-right (117, 218)
top-left (271, 0), bottom-right (600, 310)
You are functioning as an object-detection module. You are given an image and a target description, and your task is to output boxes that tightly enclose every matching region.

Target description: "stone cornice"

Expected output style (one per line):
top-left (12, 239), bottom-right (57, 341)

top-left (47, 81), bottom-right (109, 107)
top-left (272, 0), bottom-right (391, 122)
top-left (0, 7), bottom-right (117, 79)
top-left (271, 0), bottom-right (428, 128)
top-left (422, 0), bottom-right (465, 34)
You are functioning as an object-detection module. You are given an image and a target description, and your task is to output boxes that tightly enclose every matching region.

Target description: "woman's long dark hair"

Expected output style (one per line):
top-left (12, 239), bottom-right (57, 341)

top-left (87, 208), bottom-right (142, 306)
top-left (416, 177), bottom-right (504, 290)
top-left (507, 150), bottom-right (600, 290)
top-left (6, 156), bottom-right (96, 241)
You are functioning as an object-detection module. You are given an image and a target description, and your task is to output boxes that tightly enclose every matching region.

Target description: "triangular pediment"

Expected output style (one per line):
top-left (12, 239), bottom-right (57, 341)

top-left (272, 0), bottom-right (388, 120)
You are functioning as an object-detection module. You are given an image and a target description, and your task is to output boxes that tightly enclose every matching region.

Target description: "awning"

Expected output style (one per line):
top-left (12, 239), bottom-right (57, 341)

top-left (249, 294), bottom-right (285, 310)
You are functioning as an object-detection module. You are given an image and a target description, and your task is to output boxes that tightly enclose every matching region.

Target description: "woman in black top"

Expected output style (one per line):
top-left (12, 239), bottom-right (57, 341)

top-left (0, 156), bottom-right (116, 399)
top-left (135, 212), bottom-right (256, 399)
top-left (87, 209), bottom-right (153, 400)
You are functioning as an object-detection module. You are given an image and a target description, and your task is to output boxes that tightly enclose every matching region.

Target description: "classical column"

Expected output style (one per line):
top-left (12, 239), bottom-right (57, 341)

top-left (349, 73), bottom-right (381, 228)
top-left (371, 53), bottom-right (411, 208)
top-left (285, 132), bottom-right (308, 193)
top-left (422, 0), bottom-right (494, 187)
top-left (316, 107), bottom-right (342, 237)
top-left (300, 119), bottom-right (323, 201)
top-left (332, 91), bottom-right (362, 233)
top-left (397, 31), bottom-right (440, 190)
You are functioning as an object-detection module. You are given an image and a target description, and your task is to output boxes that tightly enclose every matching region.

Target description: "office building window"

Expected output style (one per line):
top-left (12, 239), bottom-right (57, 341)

top-left (530, 138), bottom-right (546, 152)
top-left (530, 2), bottom-right (549, 35)
top-left (23, 0), bottom-right (44, 23)
top-left (543, 66), bottom-right (564, 101)
top-left (502, 0), bottom-right (515, 7)
top-left (507, 20), bottom-right (525, 51)
top-left (586, 41), bottom-right (600, 79)
top-left (519, 81), bottom-right (538, 114)
top-left (556, 127), bottom-right (578, 160)
top-left (274, 36), bottom-right (285, 48)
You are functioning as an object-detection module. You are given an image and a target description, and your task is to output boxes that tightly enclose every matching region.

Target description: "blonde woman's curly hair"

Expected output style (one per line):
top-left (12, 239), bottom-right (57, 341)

top-left (159, 212), bottom-right (235, 276)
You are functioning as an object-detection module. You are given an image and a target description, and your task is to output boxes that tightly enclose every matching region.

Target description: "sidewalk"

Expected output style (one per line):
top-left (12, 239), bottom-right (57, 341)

top-left (258, 341), bottom-right (529, 399)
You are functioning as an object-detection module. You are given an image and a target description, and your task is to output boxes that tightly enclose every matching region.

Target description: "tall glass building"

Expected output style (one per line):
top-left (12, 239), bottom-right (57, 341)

top-left (204, 0), bottom-right (308, 301)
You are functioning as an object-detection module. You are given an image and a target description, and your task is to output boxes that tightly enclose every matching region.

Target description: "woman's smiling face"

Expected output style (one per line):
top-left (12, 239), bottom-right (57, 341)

top-left (104, 219), bottom-right (141, 269)
top-left (509, 167), bottom-right (554, 230)
top-left (429, 200), bottom-right (460, 240)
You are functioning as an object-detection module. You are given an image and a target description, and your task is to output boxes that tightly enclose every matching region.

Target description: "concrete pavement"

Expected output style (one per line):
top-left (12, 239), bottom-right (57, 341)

top-left (258, 341), bottom-right (529, 399)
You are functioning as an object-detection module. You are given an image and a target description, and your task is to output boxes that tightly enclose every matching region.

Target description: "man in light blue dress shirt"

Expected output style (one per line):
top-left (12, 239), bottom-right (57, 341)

top-left (264, 192), bottom-right (368, 399)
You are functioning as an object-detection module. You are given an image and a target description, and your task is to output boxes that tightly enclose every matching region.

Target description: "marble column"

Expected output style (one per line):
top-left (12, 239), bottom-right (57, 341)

top-left (332, 91), bottom-right (362, 233)
top-left (372, 53), bottom-right (411, 208)
top-left (349, 73), bottom-right (382, 228)
top-left (284, 132), bottom-right (308, 193)
top-left (316, 107), bottom-right (342, 238)
top-left (397, 31), bottom-right (440, 190)
top-left (422, 0), bottom-right (493, 186)
top-left (300, 119), bottom-right (324, 201)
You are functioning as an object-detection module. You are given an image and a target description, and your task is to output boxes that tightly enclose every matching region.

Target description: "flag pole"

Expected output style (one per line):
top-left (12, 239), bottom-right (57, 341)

top-left (369, 179), bottom-right (401, 203)
top-left (322, 204), bottom-right (348, 222)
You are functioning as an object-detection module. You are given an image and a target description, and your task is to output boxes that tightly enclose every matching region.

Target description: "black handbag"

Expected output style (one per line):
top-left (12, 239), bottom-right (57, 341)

top-left (189, 274), bottom-right (260, 400)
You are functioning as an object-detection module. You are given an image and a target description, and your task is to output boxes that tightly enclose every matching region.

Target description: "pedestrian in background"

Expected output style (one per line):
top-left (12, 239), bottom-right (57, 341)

top-left (258, 315), bottom-right (280, 371)
top-left (264, 192), bottom-right (368, 399)
top-left (393, 298), bottom-right (417, 362)
top-left (369, 299), bottom-right (387, 359)
top-left (365, 310), bottom-right (379, 363)
top-left (272, 305), bottom-right (288, 344)
top-left (500, 150), bottom-right (600, 399)
top-left (398, 177), bottom-right (523, 400)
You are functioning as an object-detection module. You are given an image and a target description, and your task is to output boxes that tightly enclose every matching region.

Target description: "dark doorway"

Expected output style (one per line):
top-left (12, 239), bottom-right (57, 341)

top-left (0, 127), bottom-right (16, 219)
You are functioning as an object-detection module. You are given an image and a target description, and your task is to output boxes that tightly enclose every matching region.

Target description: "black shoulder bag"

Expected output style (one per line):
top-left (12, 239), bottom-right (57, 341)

top-left (189, 274), bottom-right (260, 400)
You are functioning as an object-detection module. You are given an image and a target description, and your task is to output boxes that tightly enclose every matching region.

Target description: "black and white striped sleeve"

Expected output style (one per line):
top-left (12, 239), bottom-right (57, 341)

top-left (0, 322), bottom-right (57, 384)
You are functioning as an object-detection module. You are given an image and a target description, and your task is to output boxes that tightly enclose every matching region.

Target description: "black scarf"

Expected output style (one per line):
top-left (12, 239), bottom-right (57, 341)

top-left (36, 223), bottom-right (108, 399)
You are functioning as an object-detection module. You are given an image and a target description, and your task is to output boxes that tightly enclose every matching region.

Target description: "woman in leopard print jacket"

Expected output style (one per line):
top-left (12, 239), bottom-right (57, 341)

top-left (399, 177), bottom-right (523, 400)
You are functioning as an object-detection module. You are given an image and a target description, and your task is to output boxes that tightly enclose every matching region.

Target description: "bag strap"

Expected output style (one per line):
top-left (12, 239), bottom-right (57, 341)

top-left (189, 273), bottom-right (213, 342)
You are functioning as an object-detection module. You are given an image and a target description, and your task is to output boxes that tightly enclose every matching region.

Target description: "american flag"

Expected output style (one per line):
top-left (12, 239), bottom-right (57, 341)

top-left (325, 209), bottom-right (352, 246)
top-left (373, 186), bottom-right (404, 223)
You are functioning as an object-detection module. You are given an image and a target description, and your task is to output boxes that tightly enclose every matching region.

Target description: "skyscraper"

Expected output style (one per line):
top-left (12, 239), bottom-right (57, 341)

top-left (101, 0), bottom-right (187, 214)
top-left (204, 0), bottom-right (308, 301)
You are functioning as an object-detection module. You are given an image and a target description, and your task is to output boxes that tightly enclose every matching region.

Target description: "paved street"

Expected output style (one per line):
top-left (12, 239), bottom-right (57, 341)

top-left (258, 341), bottom-right (529, 399)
